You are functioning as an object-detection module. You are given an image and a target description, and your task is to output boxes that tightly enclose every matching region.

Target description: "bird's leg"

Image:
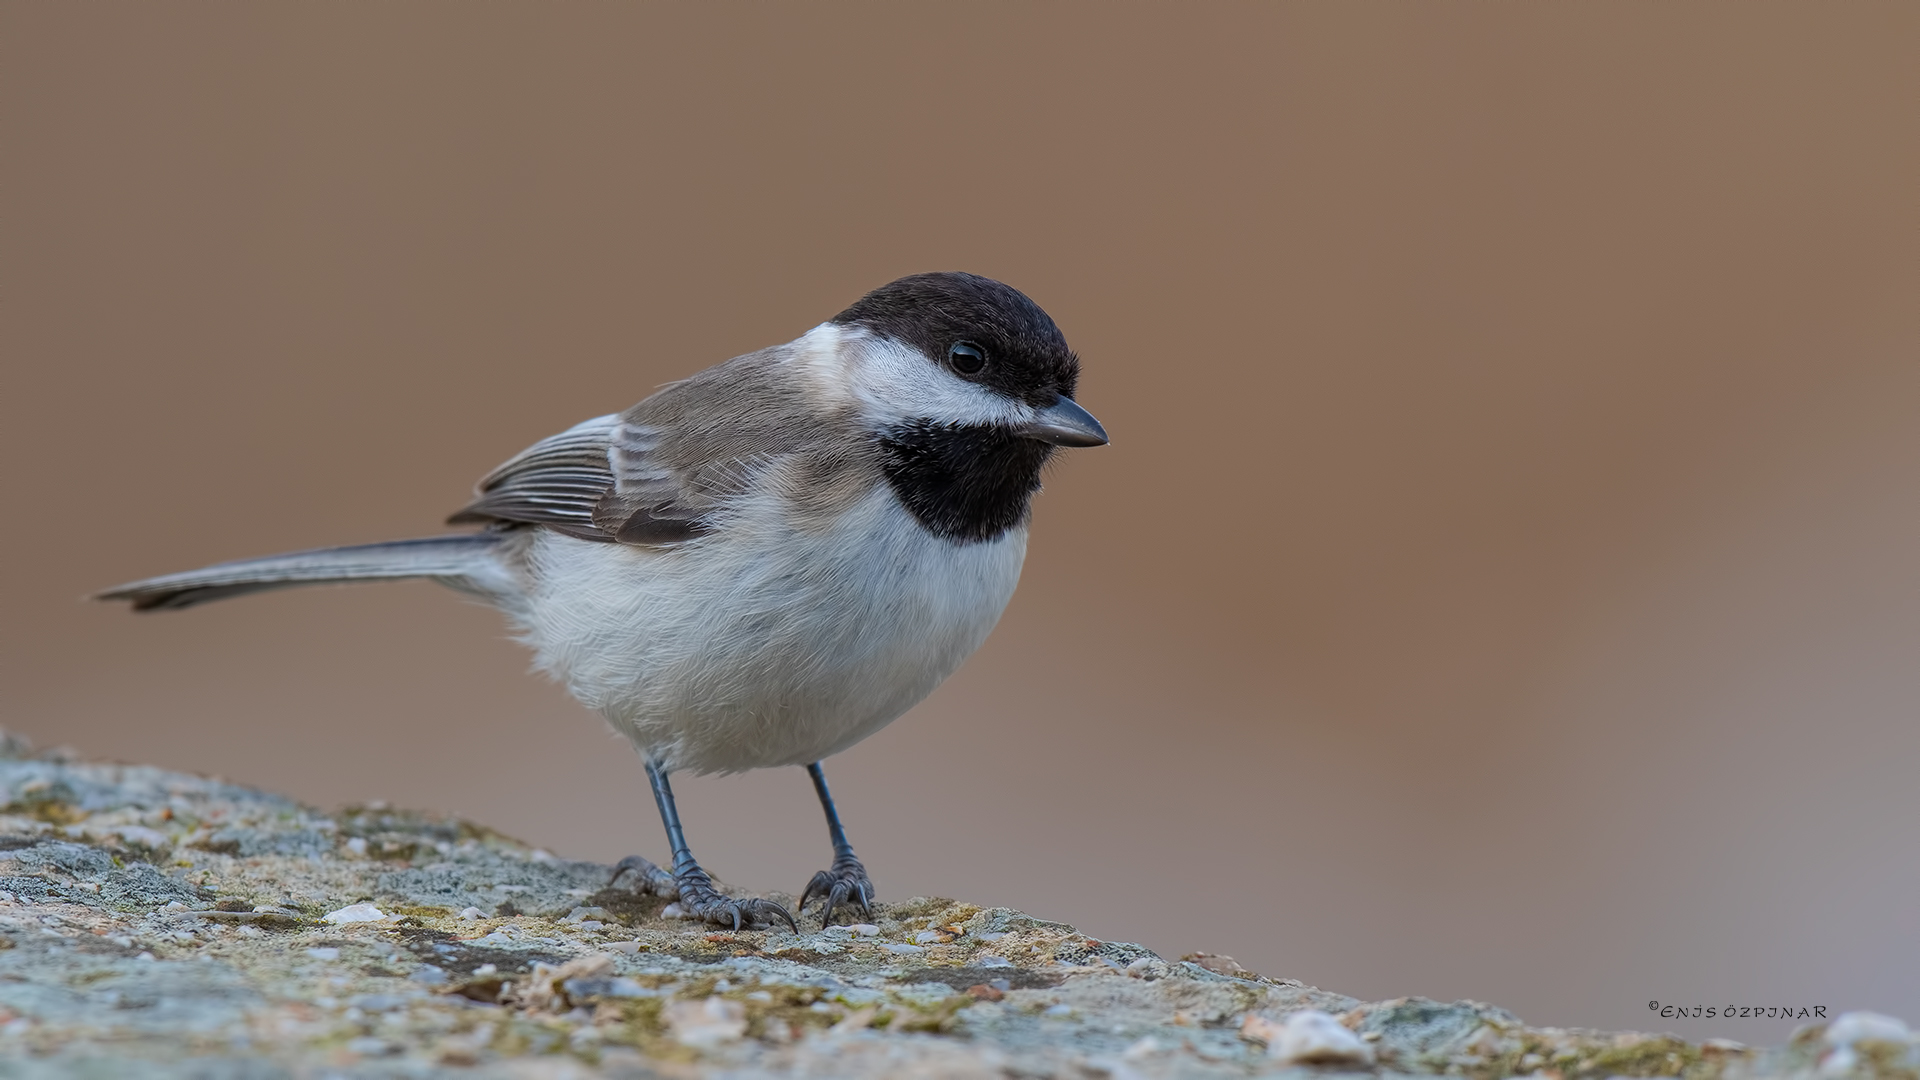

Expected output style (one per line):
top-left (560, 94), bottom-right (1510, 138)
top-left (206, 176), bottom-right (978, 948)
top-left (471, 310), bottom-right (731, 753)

top-left (612, 761), bottom-right (795, 933)
top-left (797, 761), bottom-right (875, 927)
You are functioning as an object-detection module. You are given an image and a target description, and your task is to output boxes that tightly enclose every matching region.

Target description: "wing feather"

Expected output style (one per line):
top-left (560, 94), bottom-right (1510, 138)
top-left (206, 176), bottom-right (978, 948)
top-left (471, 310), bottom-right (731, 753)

top-left (447, 415), bottom-right (625, 539)
top-left (446, 345), bottom-right (879, 547)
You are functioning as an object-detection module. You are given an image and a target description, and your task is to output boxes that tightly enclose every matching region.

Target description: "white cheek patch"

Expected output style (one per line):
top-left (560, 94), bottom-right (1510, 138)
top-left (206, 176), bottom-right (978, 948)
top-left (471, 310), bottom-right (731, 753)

top-left (786, 323), bottom-right (861, 409)
top-left (839, 334), bottom-right (1034, 428)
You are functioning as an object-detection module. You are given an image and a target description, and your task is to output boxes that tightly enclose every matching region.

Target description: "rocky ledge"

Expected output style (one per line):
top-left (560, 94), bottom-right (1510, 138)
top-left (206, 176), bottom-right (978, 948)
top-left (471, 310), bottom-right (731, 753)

top-left (0, 737), bottom-right (1906, 1079)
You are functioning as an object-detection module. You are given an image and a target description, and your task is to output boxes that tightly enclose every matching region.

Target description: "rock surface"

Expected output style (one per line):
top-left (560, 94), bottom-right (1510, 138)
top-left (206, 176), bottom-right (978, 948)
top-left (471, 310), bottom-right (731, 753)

top-left (0, 736), bottom-right (1903, 1079)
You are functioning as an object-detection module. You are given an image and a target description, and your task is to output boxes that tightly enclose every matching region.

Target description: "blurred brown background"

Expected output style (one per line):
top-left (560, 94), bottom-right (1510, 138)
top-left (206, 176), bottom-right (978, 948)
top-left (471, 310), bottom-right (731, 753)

top-left (4, 2), bottom-right (1917, 1043)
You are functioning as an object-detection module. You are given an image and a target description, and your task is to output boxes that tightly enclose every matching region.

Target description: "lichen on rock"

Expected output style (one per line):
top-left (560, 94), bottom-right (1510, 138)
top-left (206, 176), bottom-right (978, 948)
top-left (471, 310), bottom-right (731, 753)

top-left (0, 735), bottom-right (1897, 1078)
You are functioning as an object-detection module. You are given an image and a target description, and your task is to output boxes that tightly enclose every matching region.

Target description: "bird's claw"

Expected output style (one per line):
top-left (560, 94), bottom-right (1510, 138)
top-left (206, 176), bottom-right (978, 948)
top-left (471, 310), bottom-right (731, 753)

top-left (607, 854), bottom-right (678, 898)
top-left (673, 865), bottom-right (797, 933)
top-left (799, 851), bottom-right (874, 928)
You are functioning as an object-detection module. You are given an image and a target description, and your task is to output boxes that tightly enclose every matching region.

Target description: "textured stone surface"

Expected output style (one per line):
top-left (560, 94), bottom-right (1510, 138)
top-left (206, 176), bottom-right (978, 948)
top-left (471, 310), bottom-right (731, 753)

top-left (0, 735), bottom-right (1902, 1079)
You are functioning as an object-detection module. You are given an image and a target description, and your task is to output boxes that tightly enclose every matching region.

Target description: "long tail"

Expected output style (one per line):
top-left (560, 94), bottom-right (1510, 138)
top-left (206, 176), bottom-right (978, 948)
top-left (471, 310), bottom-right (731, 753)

top-left (96, 534), bottom-right (512, 612)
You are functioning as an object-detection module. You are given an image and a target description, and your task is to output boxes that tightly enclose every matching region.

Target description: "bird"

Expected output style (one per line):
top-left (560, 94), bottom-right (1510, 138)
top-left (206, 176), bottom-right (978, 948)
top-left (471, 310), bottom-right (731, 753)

top-left (98, 271), bottom-right (1108, 931)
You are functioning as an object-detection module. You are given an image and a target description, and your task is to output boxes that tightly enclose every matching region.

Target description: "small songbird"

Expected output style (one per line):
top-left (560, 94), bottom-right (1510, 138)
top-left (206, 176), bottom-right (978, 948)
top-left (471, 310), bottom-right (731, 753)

top-left (99, 272), bottom-right (1108, 930)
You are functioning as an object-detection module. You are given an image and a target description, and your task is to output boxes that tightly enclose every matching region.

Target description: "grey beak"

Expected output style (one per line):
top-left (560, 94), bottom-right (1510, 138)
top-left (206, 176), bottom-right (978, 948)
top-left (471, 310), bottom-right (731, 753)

top-left (1019, 395), bottom-right (1109, 447)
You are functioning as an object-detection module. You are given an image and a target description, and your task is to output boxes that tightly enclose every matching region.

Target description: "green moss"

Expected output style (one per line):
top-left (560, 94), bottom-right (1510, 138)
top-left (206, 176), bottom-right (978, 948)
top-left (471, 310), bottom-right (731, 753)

top-left (1467, 1033), bottom-right (1711, 1080)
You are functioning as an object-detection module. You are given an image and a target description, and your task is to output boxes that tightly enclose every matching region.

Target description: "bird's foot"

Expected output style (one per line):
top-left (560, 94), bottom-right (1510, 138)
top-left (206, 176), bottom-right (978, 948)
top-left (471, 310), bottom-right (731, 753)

top-left (670, 863), bottom-right (796, 933)
top-left (799, 850), bottom-right (874, 928)
top-left (607, 854), bottom-right (678, 898)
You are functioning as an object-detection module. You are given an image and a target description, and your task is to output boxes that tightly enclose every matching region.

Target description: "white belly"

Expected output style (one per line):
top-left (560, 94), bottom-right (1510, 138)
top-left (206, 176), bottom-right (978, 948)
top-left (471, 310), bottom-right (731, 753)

top-left (513, 487), bottom-right (1027, 774)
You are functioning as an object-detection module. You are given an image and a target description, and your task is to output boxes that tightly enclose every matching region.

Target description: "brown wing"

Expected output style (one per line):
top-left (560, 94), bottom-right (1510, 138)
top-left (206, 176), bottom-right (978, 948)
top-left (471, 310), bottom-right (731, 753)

top-left (447, 414), bottom-right (625, 541)
top-left (446, 345), bottom-right (873, 546)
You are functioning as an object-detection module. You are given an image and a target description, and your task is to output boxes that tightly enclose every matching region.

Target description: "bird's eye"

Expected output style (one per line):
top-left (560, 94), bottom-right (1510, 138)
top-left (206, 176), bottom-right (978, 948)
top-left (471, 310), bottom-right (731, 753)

top-left (948, 341), bottom-right (987, 376)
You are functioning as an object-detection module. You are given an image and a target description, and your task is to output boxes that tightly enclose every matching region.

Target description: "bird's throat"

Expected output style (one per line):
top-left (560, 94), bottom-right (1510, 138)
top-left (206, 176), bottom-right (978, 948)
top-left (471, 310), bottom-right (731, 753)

top-left (875, 421), bottom-right (1052, 544)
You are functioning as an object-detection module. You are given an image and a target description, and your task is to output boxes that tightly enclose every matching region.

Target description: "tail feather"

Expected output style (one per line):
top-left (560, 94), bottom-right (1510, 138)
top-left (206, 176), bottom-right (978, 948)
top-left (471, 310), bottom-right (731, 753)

top-left (96, 534), bottom-right (510, 612)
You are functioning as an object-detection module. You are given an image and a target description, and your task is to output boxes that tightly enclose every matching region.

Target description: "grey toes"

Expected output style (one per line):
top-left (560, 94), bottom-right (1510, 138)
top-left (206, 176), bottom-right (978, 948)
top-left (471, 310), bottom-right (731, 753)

top-left (607, 854), bottom-right (678, 898)
top-left (799, 855), bottom-right (874, 928)
top-left (684, 890), bottom-right (797, 933)
top-left (671, 866), bottom-right (796, 932)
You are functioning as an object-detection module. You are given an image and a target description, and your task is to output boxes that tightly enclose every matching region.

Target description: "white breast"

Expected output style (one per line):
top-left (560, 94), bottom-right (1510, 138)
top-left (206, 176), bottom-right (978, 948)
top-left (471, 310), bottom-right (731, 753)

top-left (513, 487), bottom-right (1027, 774)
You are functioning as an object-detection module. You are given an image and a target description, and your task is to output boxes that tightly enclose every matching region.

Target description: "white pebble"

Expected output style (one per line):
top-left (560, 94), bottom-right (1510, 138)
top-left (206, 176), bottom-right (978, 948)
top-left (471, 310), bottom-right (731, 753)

top-left (344, 837), bottom-right (368, 856)
top-left (663, 996), bottom-right (747, 1049)
top-left (606, 940), bottom-right (642, 955)
top-left (576, 920), bottom-right (605, 931)
top-left (1823, 1012), bottom-right (1913, 1077)
top-left (529, 849), bottom-right (557, 863)
top-left (660, 903), bottom-right (689, 920)
top-left (457, 907), bottom-right (484, 921)
top-left (848, 923), bottom-right (880, 937)
top-left (878, 942), bottom-right (924, 955)
top-left (305, 947), bottom-right (341, 961)
top-left (1043, 1003), bottom-right (1074, 1018)
top-left (321, 903), bottom-right (387, 924)
top-left (116, 825), bottom-right (169, 848)
top-left (109, 936), bottom-right (134, 948)
top-left (1244, 1009), bottom-right (1375, 1067)
top-left (135, 952), bottom-right (155, 962)
top-left (975, 931), bottom-right (1008, 942)
top-left (1828, 1012), bottom-right (1911, 1046)
top-left (912, 930), bottom-right (944, 944)
top-left (472, 964), bottom-right (498, 977)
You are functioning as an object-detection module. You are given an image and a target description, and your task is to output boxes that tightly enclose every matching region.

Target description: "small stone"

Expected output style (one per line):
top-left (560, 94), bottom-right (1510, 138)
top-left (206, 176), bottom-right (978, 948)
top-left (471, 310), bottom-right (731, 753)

top-left (605, 940), bottom-right (641, 955)
top-left (472, 964), bottom-right (498, 977)
top-left (848, 923), bottom-right (880, 936)
top-left (1183, 952), bottom-right (1251, 977)
top-left (878, 942), bottom-right (924, 954)
top-left (457, 907), bottom-right (484, 920)
top-left (344, 837), bottom-right (368, 856)
top-left (1243, 1009), bottom-right (1375, 1067)
top-left (1827, 1012), bottom-right (1911, 1046)
top-left (912, 930), bottom-right (944, 944)
top-left (305, 947), bottom-right (340, 961)
top-left (663, 996), bottom-right (747, 1049)
top-left (321, 903), bottom-right (387, 924)
top-left (1043, 1003), bottom-right (1074, 1018)
top-left (501, 954), bottom-right (613, 1011)
top-left (116, 825), bottom-right (170, 849)
top-left (966, 984), bottom-right (1005, 1002)
top-left (830, 1007), bottom-right (877, 1034)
